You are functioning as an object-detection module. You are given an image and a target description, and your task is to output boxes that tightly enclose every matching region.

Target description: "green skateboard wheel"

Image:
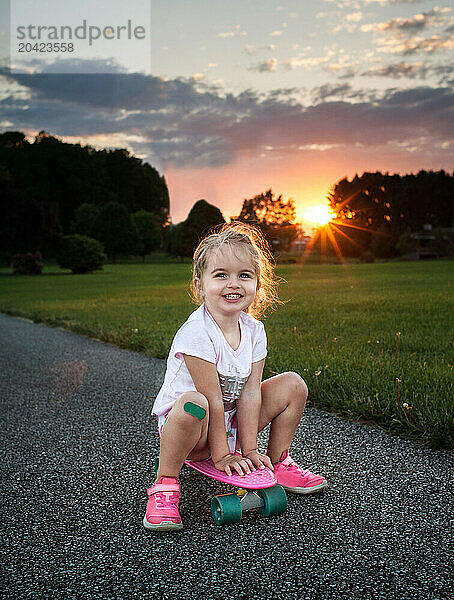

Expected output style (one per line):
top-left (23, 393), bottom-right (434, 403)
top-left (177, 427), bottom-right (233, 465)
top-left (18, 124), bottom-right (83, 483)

top-left (257, 485), bottom-right (287, 517)
top-left (211, 494), bottom-right (242, 525)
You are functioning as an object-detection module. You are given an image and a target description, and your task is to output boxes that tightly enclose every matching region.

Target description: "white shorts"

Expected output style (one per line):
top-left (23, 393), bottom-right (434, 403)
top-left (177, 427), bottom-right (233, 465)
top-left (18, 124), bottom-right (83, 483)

top-left (157, 408), bottom-right (237, 454)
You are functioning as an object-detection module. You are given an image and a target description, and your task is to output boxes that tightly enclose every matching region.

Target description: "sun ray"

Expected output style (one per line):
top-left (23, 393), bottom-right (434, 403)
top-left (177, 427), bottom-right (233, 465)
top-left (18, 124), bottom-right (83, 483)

top-left (299, 227), bottom-right (320, 265)
top-left (335, 220), bottom-right (391, 237)
top-left (329, 223), bottom-right (363, 250)
top-left (325, 224), bottom-right (346, 264)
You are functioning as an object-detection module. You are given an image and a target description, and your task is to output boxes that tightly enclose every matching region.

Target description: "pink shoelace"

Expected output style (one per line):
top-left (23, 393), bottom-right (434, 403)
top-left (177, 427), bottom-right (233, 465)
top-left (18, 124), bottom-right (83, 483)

top-left (155, 491), bottom-right (179, 509)
top-left (279, 456), bottom-right (310, 475)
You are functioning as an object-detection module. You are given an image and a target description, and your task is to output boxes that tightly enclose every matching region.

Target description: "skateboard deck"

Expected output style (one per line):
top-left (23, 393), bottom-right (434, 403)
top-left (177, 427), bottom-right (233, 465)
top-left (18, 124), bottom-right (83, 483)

top-left (184, 458), bottom-right (277, 489)
top-left (183, 458), bottom-right (287, 524)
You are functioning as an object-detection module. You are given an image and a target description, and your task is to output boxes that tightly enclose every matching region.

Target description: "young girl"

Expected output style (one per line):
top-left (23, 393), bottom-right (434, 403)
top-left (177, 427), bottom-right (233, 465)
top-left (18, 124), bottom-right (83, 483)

top-left (144, 223), bottom-right (327, 531)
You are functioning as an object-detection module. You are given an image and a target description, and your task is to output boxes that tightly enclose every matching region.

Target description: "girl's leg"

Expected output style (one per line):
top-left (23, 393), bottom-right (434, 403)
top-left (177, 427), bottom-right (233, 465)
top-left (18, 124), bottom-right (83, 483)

top-left (157, 391), bottom-right (210, 479)
top-left (258, 372), bottom-right (308, 463)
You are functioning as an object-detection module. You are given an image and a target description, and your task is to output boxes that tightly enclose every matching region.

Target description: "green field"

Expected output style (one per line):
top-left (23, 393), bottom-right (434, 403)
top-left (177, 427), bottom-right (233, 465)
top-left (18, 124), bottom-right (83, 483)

top-left (1, 260), bottom-right (453, 449)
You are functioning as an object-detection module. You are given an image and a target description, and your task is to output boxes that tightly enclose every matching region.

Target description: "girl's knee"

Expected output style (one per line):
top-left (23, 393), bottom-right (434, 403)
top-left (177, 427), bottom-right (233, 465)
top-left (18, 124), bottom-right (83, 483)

top-left (283, 371), bottom-right (308, 403)
top-left (177, 391), bottom-right (209, 421)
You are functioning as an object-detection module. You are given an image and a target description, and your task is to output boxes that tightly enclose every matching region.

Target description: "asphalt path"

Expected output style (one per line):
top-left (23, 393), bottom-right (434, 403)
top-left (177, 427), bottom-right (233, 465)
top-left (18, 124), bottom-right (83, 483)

top-left (1, 313), bottom-right (453, 600)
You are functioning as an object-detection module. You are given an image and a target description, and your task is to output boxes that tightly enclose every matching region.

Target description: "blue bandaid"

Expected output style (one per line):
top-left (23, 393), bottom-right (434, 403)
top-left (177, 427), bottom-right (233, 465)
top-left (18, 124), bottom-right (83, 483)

top-left (184, 402), bottom-right (206, 420)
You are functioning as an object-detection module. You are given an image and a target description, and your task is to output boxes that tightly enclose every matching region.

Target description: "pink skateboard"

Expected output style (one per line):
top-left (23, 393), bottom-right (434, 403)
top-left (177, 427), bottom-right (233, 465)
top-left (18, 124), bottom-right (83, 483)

top-left (184, 458), bottom-right (288, 525)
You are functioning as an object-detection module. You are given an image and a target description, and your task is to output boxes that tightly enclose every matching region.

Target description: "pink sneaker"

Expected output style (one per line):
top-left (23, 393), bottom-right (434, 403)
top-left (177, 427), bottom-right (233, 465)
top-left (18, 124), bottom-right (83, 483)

top-left (143, 477), bottom-right (183, 531)
top-left (273, 450), bottom-right (328, 494)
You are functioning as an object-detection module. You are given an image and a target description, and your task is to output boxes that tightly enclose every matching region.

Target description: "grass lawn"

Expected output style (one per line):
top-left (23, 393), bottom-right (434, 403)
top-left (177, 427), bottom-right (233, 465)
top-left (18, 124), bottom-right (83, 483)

top-left (1, 259), bottom-right (453, 449)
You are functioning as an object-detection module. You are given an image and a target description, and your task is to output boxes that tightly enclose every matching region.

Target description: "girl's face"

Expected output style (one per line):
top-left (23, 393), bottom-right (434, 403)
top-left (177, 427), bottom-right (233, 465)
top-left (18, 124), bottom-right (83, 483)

top-left (196, 245), bottom-right (258, 319)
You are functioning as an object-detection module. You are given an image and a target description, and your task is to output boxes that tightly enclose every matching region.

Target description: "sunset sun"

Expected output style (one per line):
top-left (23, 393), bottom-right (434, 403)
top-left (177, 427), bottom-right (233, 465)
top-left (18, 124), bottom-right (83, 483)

top-left (303, 204), bottom-right (335, 226)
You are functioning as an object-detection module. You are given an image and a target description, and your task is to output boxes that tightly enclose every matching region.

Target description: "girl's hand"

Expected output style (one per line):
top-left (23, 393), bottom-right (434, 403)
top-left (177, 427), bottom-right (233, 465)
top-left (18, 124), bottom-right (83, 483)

top-left (243, 449), bottom-right (274, 471)
top-left (214, 453), bottom-right (254, 477)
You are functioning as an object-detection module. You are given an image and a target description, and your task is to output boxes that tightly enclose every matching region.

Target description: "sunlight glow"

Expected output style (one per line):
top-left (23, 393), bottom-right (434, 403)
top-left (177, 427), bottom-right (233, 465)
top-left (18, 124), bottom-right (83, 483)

top-left (303, 204), bottom-right (335, 226)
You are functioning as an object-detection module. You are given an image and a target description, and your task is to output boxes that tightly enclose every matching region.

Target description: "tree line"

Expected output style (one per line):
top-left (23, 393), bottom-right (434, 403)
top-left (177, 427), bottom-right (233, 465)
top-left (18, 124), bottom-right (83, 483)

top-left (0, 130), bottom-right (170, 260)
top-left (324, 170), bottom-right (454, 258)
top-left (0, 131), bottom-right (299, 262)
top-left (2, 130), bottom-right (453, 265)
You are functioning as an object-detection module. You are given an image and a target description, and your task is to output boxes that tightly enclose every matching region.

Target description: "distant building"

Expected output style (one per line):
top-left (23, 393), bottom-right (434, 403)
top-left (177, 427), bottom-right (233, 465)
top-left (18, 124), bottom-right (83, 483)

top-left (290, 234), bottom-right (311, 254)
top-left (411, 224), bottom-right (437, 259)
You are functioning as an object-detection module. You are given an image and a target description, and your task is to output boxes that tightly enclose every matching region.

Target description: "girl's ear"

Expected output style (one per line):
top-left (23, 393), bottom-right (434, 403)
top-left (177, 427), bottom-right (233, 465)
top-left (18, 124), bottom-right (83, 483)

top-left (195, 277), bottom-right (204, 297)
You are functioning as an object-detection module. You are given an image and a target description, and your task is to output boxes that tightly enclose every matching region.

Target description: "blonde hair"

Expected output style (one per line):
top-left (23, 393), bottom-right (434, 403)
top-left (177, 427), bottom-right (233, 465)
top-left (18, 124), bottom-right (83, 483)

top-left (190, 222), bottom-right (281, 319)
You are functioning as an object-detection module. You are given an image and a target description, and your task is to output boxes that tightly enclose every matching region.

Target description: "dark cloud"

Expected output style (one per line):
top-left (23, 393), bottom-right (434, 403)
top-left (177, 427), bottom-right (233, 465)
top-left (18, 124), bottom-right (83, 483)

top-left (1, 63), bottom-right (453, 167)
top-left (382, 86), bottom-right (452, 106)
top-left (361, 62), bottom-right (454, 82)
top-left (361, 62), bottom-right (430, 79)
top-left (311, 83), bottom-right (354, 102)
top-left (2, 68), bottom-right (221, 112)
top-left (336, 69), bottom-right (358, 80)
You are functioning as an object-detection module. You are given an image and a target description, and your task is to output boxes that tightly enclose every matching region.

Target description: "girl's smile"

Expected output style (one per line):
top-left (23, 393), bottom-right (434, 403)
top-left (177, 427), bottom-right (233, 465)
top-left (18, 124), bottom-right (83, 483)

top-left (223, 293), bottom-right (242, 302)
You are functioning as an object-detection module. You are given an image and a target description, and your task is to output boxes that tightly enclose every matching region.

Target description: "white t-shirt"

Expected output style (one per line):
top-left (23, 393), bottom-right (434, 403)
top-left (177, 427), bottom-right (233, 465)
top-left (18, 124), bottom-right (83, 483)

top-left (152, 303), bottom-right (267, 417)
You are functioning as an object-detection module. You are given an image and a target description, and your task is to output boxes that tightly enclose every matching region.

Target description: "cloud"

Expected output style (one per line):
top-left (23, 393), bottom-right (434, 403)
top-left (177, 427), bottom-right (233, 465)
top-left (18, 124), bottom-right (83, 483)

top-left (2, 62), bottom-right (453, 169)
top-left (361, 7), bottom-right (451, 35)
top-left (283, 52), bottom-right (334, 69)
top-left (346, 12), bottom-right (363, 22)
top-left (328, 55), bottom-right (360, 78)
top-left (311, 83), bottom-right (355, 102)
top-left (217, 26), bottom-right (247, 39)
top-left (1, 67), bottom-right (221, 112)
top-left (359, 7), bottom-right (454, 58)
top-left (250, 58), bottom-right (278, 73)
top-left (361, 61), bottom-right (429, 78)
top-left (377, 33), bottom-right (454, 55)
top-left (361, 61), bottom-right (454, 82)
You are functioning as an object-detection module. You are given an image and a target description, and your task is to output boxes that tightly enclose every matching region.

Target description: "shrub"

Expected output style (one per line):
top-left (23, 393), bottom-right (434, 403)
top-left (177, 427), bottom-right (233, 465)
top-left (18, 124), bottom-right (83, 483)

top-left (57, 235), bottom-right (106, 274)
top-left (11, 251), bottom-right (43, 274)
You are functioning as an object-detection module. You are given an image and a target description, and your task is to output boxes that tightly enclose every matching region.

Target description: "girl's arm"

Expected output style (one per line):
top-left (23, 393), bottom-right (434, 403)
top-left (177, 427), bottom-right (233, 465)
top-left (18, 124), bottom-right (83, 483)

top-left (236, 358), bottom-right (273, 471)
top-left (183, 355), bottom-right (251, 475)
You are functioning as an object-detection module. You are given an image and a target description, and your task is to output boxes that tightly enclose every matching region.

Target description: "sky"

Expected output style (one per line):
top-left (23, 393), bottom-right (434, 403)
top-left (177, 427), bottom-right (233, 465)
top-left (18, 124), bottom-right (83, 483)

top-left (1, 0), bottom-right (454, 229)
